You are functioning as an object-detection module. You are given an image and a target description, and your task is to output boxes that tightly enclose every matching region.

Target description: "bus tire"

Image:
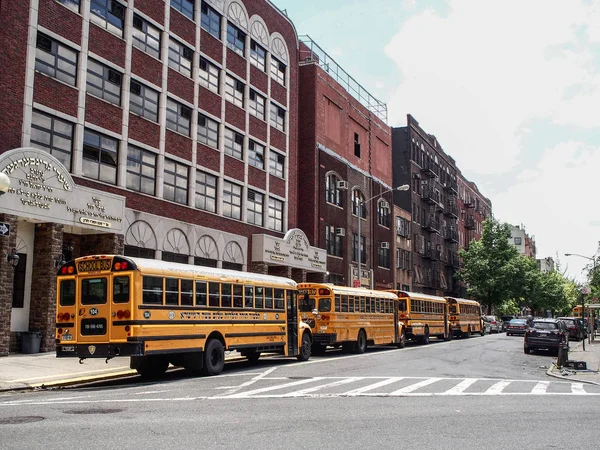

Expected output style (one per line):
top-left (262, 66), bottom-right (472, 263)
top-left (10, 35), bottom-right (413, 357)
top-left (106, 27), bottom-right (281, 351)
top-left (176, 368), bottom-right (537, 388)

top-left (397, 332), bottom-right (406, 349)
top-left (355, 330), bottom-right (367, 354)
top-left (202, 339), bottom-right (225, 376)
top-left (297, 332), bottom-right (311, 361)
top-left (133, 355), bottom-right (169, 379)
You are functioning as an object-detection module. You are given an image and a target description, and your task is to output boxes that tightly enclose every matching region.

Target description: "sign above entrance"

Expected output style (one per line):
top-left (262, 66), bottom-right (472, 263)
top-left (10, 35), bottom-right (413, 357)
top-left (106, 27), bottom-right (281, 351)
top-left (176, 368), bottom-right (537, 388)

top-left (252, 229), bottom-right (327, 273)
top-left (0, 147), bottom-right (126, 233)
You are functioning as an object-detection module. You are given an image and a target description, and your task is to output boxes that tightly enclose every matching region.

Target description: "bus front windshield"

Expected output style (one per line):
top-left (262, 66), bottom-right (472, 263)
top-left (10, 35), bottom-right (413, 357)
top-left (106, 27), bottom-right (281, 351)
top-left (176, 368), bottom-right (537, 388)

top-left (398, 299), bottom-right (407, 312)
top-left (299, 294), bottom-right (316, 312)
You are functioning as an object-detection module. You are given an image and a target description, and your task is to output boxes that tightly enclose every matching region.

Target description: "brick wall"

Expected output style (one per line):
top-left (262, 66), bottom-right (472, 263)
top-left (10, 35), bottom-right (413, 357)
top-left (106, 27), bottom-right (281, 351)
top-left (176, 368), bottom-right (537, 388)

top-left (0, 214), bottom-right (18, 356)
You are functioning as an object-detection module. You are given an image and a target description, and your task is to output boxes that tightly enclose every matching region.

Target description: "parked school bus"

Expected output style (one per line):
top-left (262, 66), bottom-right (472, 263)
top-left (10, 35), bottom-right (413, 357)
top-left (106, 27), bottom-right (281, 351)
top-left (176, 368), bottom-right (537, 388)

top-left (387, 290), bottom-right (451, 343)
top-left (55, 255), bottom-right (312, 378)
top-left (445, 297), bottom-right (484, 338)
top-left (297, 283), bottom-right (404, 353)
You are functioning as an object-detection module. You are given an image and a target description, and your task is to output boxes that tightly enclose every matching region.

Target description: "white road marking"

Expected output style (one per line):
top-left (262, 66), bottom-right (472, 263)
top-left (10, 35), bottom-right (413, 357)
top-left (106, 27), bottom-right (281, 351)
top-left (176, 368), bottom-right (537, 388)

top-left (484, 380), bottom-right (512, 395)
top-left (531, 381), bottom-right (550, 395)
top-left (389, 378), bottom-right (442, 395)
top-left (342, 377), bottom-right (404, 396)
top-left (219, 366), bottom-right (279, 396)
top-left (441, 378), bottom-right (478, 395)
top-left (571, 383), bottom-right (587, 395)
top-left (281, 377), bottom-right (360, 397)
top-left (222, 377), bottom-right (323, 398)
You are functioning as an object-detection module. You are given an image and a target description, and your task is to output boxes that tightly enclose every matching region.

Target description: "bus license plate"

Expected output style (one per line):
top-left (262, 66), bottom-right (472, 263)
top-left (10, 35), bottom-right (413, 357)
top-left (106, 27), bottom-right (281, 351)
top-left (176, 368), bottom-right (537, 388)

top-left (62, 334), bottom-right (73, 341)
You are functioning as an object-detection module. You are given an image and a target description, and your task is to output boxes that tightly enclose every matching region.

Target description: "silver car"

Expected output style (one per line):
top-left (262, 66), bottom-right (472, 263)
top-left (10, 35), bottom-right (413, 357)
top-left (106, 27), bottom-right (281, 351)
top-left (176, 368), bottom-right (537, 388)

top-left (483, 315), bottom-right (502, 333)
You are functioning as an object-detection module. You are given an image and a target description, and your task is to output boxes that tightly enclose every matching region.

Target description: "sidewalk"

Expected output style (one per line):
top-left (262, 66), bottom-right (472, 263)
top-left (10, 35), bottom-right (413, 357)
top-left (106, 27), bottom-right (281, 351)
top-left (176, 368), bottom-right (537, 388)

top-left (0, 351), bottom-right (245, 392)
top-left (547, 335), bottom-right (600, 385)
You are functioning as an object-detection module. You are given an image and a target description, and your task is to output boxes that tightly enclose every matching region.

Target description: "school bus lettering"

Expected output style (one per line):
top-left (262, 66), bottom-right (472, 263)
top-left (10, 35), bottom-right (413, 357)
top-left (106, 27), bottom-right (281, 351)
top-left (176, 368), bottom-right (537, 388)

top-left (77, 259), bottom-right (111, 273)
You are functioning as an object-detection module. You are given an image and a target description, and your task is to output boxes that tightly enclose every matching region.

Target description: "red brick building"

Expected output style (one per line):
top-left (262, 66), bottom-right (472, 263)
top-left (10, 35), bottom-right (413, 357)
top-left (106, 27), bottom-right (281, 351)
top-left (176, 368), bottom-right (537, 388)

top-left (297, 37), bottom-right (396, 289)
top-left (0, 0), bottom-right (328, 355)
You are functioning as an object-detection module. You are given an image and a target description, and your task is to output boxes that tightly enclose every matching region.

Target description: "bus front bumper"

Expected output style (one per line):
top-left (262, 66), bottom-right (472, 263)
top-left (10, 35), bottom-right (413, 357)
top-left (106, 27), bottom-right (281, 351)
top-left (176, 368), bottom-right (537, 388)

top-left (312, 333), bottom-right (338, 345)
top-left (56, 342), bottom-right (144, 358)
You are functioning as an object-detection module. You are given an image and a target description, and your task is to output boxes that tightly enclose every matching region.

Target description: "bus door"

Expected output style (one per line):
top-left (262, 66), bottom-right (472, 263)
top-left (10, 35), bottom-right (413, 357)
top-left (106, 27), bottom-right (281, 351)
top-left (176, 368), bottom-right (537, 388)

top-left (110, 273), bottom-right (132, 341)
top-left (78, 275), bottom-right (111, 344)
top-left (286, 290), bottom-right (299, 356)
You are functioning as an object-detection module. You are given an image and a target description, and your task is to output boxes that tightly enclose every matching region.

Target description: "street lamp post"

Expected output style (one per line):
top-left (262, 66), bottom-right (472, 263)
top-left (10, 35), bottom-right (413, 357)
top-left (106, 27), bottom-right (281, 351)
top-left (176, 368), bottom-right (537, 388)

top-left (565, 252), bottom-right (598, 347)
top-left (356, 184), bottom-right (409, 288)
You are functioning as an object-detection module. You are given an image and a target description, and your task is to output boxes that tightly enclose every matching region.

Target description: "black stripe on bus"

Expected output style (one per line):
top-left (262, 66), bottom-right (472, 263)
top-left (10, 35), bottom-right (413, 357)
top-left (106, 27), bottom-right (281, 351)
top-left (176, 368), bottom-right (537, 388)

top-left (113, 320), bottom-right (286, 326)
top-left (138, 305), bottom-right (286, 313)
top-left (127, 334), bottom-right (206, 342)
top-left (225, 332), bottom-right (286, 338)
top-left (56, 323), bottom-right (75, 328)
top-left (229, 343), bottom-right (285, 350)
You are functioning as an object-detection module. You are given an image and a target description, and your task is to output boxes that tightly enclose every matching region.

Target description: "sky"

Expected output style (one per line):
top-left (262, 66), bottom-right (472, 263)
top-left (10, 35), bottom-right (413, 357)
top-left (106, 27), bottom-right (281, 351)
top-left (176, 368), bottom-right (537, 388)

top-left (272, 0), bottom-right (600, 282)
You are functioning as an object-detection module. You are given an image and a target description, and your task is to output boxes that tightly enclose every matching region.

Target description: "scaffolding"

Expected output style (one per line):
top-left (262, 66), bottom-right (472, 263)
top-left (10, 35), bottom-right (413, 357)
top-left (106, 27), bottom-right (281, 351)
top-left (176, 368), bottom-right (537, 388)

top-left (299, 35), bottom-right (388, 123)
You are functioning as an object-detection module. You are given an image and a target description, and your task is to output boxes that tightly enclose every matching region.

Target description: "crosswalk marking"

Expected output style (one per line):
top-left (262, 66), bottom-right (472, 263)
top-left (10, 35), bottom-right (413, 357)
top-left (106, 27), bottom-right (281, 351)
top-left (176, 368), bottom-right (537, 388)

top-left (343, 377), bottom-right (404, 396)
top-left (571, 383), bottom-right (586, 395)
top-left (531, 381), bottom-right (549, 395)
top-left (223, 377), bottom-right (322, 398)
top-left (389, 377), bottom-right (442, 395)
top-left (484, 380), bottom-right (512, 395)
top-left (282, 377), bottom-right (361, 397)
top-left (442, 378), bottom-right (478, 395)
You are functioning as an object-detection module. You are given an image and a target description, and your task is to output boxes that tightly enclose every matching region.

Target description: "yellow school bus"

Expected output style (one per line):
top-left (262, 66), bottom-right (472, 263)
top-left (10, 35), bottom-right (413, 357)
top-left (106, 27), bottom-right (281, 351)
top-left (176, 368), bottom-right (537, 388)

top-left (572, 305), bottom-right (583, 317)
top-left (55, 255), bottom-right (312, 378)
top-left (297, 283), bottom-right (402, 354)
top-left (445, 297), bottom-right (483, 338)
top-left (387, 290), bottom-right (450, 344)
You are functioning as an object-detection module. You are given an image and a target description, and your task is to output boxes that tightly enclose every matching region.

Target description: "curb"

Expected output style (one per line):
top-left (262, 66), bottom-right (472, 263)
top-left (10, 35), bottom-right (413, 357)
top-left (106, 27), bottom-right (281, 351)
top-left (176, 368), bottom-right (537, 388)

top-left (546, 363), bottom-right (600, 386)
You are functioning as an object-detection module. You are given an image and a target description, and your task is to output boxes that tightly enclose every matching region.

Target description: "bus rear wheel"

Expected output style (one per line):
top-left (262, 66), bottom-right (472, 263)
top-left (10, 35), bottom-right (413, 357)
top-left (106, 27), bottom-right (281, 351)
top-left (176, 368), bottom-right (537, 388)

top-left (297, 333), bottom-right (311, 361)
top-left (355, 330), bottom-right (367, 354)
top-left (202, 339), bottom-right (225, 376)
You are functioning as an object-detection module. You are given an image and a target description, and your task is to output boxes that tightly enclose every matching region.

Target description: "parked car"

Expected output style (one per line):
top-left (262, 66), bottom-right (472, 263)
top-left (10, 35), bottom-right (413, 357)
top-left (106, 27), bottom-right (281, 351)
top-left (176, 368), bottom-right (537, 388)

top-left (524, 318), bottom-right (569, 354)
top-left (557, 317), bottom-right (585, 341)
top-left (483, 315), bottom-right (502, 333)
top-left (501, 315), bottom-right (517, 331)
top-left (506, 318), bottom-right (528, 336)
top-left (481, 316), bottom-right (492, 334)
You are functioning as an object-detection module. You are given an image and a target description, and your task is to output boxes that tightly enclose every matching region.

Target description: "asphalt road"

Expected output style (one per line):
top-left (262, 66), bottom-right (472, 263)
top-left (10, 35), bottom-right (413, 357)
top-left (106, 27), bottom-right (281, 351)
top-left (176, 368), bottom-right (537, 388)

top-left (2, 332), bottom-right (599, 450)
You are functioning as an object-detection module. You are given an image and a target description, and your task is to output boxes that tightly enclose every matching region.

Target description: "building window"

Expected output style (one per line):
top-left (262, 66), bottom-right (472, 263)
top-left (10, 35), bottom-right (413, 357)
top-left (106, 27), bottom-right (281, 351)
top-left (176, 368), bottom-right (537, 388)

top-left (514, 237), bottom-right (522, 245)
top-left (124, 245), bottom-right (154, 259)
top-left (270, 56), bottom-right (286, 85)
top-left (352, 190), bottom-right (366, 218)
top-left (226, 22), bottom-right (245, 57)
top-left (325, 174), bottom-right (342, 207)
top-left (222, 261), bottom-right (242, 271)
top-left (168, 39), bottom-right (193, 77)
top-left (224, 128), bottom-right (243, 160)
top-left (126, 145), bottom-right (156, 195)
top-left (82, 129), bottom-right (118, 184)
top-left (223, 181), bottom-right (242, 220)
top-left (195, 170), bottom-right (217, 213)
top-left (132, 14), bottom-right (161, 59)
top-left (247, 190), bottom-right (264, 226)
top-left (270, 103), bottom-right (285, 131)
top-left (268, 197), bottom-right (283, 232)
top-left (378, 246), bottom-right (390, 268)
top-left (163, 158), bottom-right (189, 205)
top-left (248, 141), bottom-right (265, 170)
top-left (249, 90), bottom-right (265, 120)
top-left (352, 234), bottom-right (366, 263)
top-left (195, 256), bottom-right (218, 268)
top-left (171, 0), bottom-right (194, 20)
top-left (58, 0), bottom-right (80, 12)
top-left (130, 80), bottom-right (159, 122)
top-left (166, 98), bottom-right (191, 136)
top-left (200, 1), bottom-right (221, 38)
top-left (354, 132), bottom-right (361, 157)
top-left (197, 113), bottom-right (219, 148)
top-left (162, 252), bottom-right (188, 263)
top-left (30, 110), bottom-right (74, 171)
top-left (377, 200), bottom-right (390, 227)
top-left (225, 74), bottom-right (244, 108)
top-left (325, 225), bottom-right (343, 257)
top-left (90, 0), bottom-right (125, 36)
top-left (35, 32), bottom-right (77, 86)
top-left (86, 59), bottom-right (121, 106)
top-left (250, 40), bottom-right (266, 71)
top-left (269, 150), bottom-right (285, 179)
top-left (199, 57), bottom-right (219, 93)
top-left (396, 217), bottom-right (410, 237)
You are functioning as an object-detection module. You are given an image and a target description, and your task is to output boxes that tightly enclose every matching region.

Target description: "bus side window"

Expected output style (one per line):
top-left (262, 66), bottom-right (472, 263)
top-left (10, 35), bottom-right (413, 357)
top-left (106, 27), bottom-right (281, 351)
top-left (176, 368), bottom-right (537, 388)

top-left (244, 285), bottom-right (254, 308)
top-left (181, 279), bottom-right (193, 306)
top-left (335, 294), bottom-right (341, 312)
top-left (165, 278), bottom-right (179, 305)
top-left (143, 276), bottom-right (163, 304)
top-left (274, 288), bottom-right (284, 310)
top-left (208, 282), bottom-right (220, 307)
top-left (113, 276), bottom-right (130, 303)
top-left (256, 287), bottom-right (265, 308)
top-left (196, 281), bottom-right (207, 307)
top-left (348, 295), bottom-right (354, 313)
top-left (360, 297), bottom-right (366, 313)
top-left (221, 283), bottom-right (232, 308)
top-left (60, 279), bottom-right (76, 306)
top-left (341, 295), bottom-right (348, 312)
top-left (233, 284), bottom-right (243, 308)
top-left (366, 298), bottom-right (372, 313)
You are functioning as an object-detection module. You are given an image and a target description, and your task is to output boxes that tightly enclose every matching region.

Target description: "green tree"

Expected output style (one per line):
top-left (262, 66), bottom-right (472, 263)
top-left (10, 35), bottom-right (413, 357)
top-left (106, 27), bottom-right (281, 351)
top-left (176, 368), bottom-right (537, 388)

top-left (457, 218), bottom-right (520, 311)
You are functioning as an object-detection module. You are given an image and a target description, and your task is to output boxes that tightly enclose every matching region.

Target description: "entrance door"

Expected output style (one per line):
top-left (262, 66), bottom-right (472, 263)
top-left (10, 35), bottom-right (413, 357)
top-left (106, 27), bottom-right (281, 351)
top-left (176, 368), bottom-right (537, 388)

top-left (286, 290), bottom-right (298, 356)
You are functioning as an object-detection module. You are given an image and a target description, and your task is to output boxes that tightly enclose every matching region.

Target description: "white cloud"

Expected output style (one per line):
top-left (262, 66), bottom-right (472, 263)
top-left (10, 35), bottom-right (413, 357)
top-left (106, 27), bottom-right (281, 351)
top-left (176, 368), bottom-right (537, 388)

top-left (384, 0), bottom-right (596, 174)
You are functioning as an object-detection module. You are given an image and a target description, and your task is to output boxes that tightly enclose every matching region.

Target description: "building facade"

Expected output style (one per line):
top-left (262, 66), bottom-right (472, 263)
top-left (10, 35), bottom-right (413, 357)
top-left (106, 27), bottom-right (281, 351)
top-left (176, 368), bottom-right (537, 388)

top-left (509, 224), bottom-right (536, 258)
top-left (297, 37), bottom-right (396, 289)
top-left (0, 0), bottom-right (328, 355)
top-left (457, 171), bottom-right (492, 250)
top-left (537, 257), bottom-right (555, 272)
top-left (394, 205), bottom-right (412, 291)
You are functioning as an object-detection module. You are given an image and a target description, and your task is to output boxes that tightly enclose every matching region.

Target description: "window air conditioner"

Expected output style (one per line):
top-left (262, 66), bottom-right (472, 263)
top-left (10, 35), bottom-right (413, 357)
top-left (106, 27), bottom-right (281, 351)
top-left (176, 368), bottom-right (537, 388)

top-left (380, 242), bottom-right (390, 249)
top-left (335, 228), bottom-right (345, 237)
top-left (336, 180), bottom-right (348, 190)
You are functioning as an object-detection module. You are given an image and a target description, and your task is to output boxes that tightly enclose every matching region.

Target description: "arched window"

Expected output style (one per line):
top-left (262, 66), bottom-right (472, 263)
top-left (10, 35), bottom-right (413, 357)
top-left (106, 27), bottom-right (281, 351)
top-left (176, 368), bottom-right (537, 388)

top-left (352, 189), bottom-right (366, 218)
top-left (325, 174), bottom-right (343, 206)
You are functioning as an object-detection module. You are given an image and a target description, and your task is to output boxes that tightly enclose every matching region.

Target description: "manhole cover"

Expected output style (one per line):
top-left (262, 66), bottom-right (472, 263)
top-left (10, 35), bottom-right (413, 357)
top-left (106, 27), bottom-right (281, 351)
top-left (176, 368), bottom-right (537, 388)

top-left (64, 408), bottom-right (123, 415)
top-left (0, 416), bottom-right (45, 425)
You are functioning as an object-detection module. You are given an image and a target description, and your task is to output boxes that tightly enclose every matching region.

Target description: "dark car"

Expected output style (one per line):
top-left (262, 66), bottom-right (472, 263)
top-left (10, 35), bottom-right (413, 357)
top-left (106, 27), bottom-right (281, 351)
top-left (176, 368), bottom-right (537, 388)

top-left (501, 315), bottom-right (517, 331)
top-left (506, 318), bottom-right (528, 336)
top-left (557, 317), bottom-right (585, 341)
top-left (524, 319), bottom-right (569, 354)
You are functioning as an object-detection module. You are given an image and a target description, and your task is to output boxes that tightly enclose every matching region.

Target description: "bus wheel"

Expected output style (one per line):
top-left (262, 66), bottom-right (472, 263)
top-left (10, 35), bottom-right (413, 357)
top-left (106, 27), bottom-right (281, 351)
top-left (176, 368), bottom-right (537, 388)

top-left (422, 328), bottom-right (430, 345)
top-left (202, 339), bottom-right (225, 376)
top-left (297, 333), bottom-right (311, 361)
top-left (242, 351), bottom-right (261, 364)
top-left (134, 355), bottom-right (169, 379)
top-left (355, 330), bottom-right (367, 354)
top-left (397, 332), bottom-right (406, 349)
